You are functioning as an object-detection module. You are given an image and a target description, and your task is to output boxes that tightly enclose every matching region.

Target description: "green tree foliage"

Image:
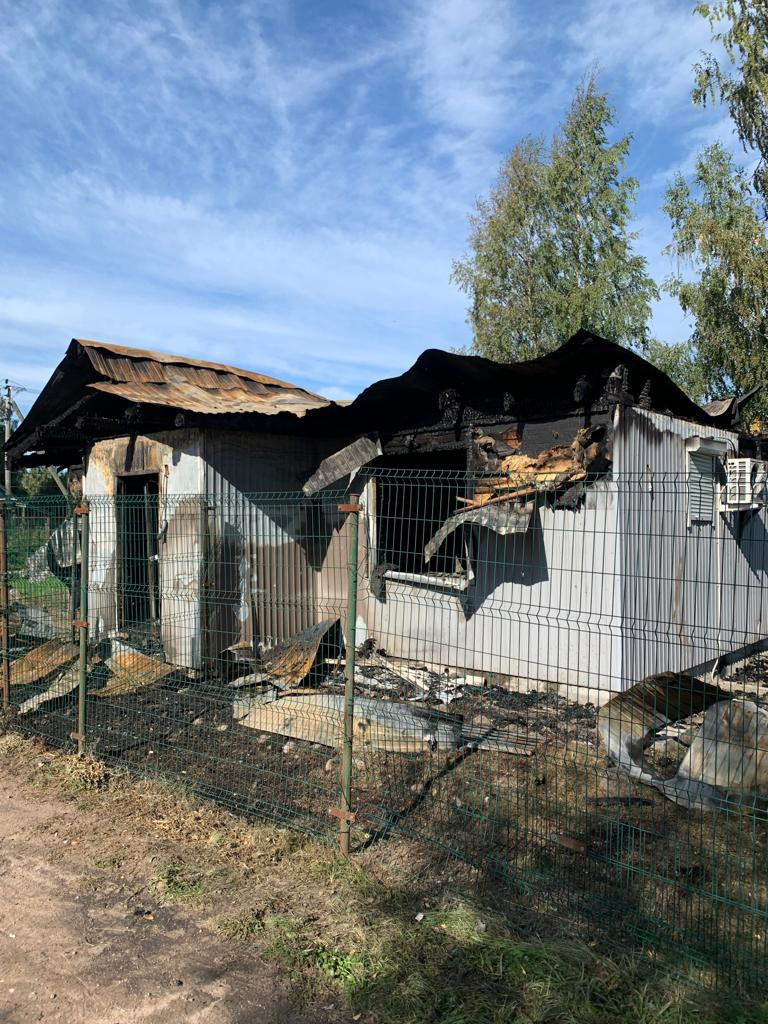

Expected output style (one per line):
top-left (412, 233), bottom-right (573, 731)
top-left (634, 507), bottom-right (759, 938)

top-left (452, 77), bottom-right (658, 361)
top-left (646, 339), bottom-right (711, 405)
top-left (13, 466), bottom-right (66, 497)
top-left (660, 143), bottom-right (768, 417)
top-left (693, 1), bottom-right (768, 211)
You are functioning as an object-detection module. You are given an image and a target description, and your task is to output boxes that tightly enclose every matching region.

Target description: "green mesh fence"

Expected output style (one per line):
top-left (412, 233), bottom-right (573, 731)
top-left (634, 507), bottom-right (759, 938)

top-left (2, 469), bottom-right (768, 991)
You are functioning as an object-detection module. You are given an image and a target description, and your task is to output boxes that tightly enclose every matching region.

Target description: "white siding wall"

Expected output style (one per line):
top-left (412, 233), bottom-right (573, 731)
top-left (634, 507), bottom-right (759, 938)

top-left (613, 406), bottom-right (768, 685)
top-left (356, 483), bottom-right (622, 697)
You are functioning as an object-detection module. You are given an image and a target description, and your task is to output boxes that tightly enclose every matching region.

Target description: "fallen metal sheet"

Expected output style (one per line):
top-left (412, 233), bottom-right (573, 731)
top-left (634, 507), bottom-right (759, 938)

top-left (11, 638), bottom-right (78, 687)
top-left (233, 693), bottom-right (464, 752)
top-left (26, 517), bottom-right (79, 583)
top-left (256, 619), bottom-right (342, 687)
top-left (17, 663), bottom-right (80, 715)
top-left (677, 700), bottom-right (768, 796)
top-left (597, 673), bottom-right (727, 771)
top-left (302, 435), bottom-right (383, 495)
top-left (91, 645), bottom-right (176, 698)
top-left (595, 674), bottom-right (758, 810)
top-left (424, 501), bottom-right (533, 562)
top-left (233, 692), bottom-right (537, 755)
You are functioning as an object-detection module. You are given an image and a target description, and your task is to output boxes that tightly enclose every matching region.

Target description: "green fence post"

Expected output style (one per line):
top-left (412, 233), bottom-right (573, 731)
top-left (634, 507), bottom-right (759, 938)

top-left (73, 502), bottom-right (89, 755)
top-left (0, 500), bottom-right (10, 712)
top-left (337, 493), bottom-right (361, 856)
top-left (70, 509), bottom-right (78, 644)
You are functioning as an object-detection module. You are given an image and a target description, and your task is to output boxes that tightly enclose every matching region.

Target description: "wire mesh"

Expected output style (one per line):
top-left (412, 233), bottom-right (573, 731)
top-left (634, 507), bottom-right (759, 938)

top-left (2, 467), bottom-right (768, 991)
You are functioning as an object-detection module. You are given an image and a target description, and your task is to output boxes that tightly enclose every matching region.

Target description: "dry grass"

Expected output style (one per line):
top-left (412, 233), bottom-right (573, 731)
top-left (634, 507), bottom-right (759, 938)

top-left (1, 731), bottom-right (765, 1024)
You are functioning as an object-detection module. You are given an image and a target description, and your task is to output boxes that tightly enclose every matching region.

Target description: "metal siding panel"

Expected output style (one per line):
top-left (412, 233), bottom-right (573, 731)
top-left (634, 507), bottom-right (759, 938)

top-left (613, 407), bottom-right (767, 689)
top-left (357, 482), bottom-right (620, 699)
top-left (202, 431), bottom-right (347, 658)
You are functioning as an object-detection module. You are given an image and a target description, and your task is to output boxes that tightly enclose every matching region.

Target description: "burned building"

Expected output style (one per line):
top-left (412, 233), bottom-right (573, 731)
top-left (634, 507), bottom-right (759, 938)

top-left (306, 330), bottom-right (767, 695)
top-left (4, 338), bottom-right (351, 669)
top-left (5, 330), bottom-right (767, 696)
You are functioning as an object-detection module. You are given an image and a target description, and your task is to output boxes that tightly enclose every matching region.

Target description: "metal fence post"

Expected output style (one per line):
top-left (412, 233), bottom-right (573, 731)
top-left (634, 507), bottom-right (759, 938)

top-left (70, 509), bottom-right (78, 644)
top-left (73, 502), bottom-right (89, 755)
top-left (336, 494), bottom-right (361, 856)
top-left (0, 500), bottom-right (10, 712)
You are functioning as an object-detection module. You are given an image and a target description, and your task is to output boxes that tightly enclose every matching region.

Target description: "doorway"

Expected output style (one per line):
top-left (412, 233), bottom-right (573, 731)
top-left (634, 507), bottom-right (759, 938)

top-left (117, 473), bottom-right (160, 631)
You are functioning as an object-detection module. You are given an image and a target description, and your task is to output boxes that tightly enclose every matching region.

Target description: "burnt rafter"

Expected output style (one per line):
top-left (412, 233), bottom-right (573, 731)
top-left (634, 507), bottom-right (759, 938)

top-left (437, 388), bottom-right (463, 429)
top-left (4, 393), bottom-right (96, 463)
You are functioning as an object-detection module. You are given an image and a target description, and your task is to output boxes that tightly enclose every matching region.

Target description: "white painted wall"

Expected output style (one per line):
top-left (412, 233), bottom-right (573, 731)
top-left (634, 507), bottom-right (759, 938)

top-left (355, 482), bottom-right (622, 698)
top-left (613, 406), bottom-right (768, 685)
top-left (83, 430), bottom-right (204, 668)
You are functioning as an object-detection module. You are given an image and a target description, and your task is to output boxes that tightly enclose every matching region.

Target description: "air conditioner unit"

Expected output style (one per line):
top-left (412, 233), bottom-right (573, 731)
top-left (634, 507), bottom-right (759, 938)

top-left (722, 458), bottom-right (768, 510)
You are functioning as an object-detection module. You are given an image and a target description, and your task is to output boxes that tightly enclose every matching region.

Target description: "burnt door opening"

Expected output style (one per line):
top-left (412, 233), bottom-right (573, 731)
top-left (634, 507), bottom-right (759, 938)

top-left (117, 474), bottom-right (160, 630)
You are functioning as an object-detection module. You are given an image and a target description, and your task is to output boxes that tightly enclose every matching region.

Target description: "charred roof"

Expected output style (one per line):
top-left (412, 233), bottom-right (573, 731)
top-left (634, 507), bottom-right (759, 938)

top-left (339, 330), bottom-right (735, 436)
top-left (6, 338), bottom-right (332, 466)
top-left (4, 330), bottom-right (743, 469)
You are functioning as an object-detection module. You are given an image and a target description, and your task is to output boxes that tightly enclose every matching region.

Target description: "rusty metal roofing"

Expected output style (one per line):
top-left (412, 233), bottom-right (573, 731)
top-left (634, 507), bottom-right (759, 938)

top-left (75, 338), bottom-right (329, 417)
top-left (702, 397), bottom-right (736, 418)
top-left (87, 380), bottom-right (329, 415)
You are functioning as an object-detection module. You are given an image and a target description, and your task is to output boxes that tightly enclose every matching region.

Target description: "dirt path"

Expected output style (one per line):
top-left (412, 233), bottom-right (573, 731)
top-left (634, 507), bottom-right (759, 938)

top-left (0, 768), bottom-right (342, 1024)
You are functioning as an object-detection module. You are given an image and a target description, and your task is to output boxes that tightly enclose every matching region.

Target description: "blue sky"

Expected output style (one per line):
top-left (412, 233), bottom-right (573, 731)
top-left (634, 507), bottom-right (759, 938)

top-left (0, 0), bottom-right (737, 409)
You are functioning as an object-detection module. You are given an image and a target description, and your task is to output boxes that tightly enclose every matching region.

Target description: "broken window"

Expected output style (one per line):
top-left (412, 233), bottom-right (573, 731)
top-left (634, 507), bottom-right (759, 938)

top-left (368, 454), bottom-right (471, 586)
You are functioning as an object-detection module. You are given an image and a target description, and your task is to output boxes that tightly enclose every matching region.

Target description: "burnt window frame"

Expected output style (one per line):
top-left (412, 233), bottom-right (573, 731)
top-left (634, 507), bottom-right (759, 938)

top-left (362, 463), bottom-right (475, 593)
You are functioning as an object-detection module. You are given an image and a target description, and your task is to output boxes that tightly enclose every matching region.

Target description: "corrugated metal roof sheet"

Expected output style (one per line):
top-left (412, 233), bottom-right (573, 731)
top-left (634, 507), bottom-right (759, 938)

top-left (76, 339), bottom-right (307, 389)
top-left (87, 380), bottom-right (329, 416)
top-left (702, 397), bottom-right (735, 418)
top-left (76, 339), bottom-right (329, 417)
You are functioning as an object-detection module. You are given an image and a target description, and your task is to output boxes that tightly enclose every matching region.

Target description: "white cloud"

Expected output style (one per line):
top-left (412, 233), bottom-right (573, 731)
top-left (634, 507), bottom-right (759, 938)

top-left (408, 0), bottom-right (526, 136)
top-left (565, 0), bottom-right (716, 123)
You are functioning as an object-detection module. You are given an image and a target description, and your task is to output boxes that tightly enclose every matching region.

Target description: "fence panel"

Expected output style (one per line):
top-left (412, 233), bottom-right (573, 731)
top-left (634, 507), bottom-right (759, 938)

top-left (2, 471), bottom-right (768, 990)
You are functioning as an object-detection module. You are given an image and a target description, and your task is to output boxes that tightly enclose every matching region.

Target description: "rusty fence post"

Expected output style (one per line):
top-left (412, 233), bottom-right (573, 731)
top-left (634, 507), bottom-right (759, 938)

top-left (72, 503), bottom-right (89, 755)
top-left (334, 494), bottom-right (361, 856)
top-left (0, 500), bottom-right (10, 712)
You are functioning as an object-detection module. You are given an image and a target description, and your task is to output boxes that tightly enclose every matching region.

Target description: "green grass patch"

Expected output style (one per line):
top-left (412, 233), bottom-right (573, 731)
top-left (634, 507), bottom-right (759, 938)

top-left (260, 900), bottom-right (768, 1024)
top-left (10, 574), bottom-right (68, 600)
top-left (153, 860), bottom-right (206, 903)
top-left (265, 914), bottom-right (373, 1003)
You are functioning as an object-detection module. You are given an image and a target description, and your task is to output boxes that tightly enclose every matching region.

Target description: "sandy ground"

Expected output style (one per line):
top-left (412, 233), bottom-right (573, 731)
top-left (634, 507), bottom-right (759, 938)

top-left (0, 767), bottom-right (344, 1024)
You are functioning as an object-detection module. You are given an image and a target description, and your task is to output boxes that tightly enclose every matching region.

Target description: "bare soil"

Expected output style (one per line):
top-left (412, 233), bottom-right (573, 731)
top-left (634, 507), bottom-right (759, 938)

top-left (0, 759), bottom-right (346, 1024)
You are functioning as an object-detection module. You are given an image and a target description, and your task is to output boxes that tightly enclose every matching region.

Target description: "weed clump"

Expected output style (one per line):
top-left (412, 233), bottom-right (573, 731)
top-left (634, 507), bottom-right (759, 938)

top-left (65, 755), bottom-right (111, 792)
top-left (216, 911), bottom-right (265, 941)
top-left (154, 860), bottom-right (205, 903)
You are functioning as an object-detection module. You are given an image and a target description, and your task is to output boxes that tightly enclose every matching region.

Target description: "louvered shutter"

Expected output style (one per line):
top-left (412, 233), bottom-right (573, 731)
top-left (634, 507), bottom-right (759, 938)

top-left (688, 450), bottom-right (715, 523)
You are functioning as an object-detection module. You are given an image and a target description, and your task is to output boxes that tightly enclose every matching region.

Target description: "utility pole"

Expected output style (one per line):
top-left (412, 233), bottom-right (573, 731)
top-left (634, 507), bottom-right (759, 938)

top-left (7, 396), bottom-right (67, 498)
top-left (1, 383), bottom-right (67, 498)
top-left (3, 380), bottom-right (11, 498)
